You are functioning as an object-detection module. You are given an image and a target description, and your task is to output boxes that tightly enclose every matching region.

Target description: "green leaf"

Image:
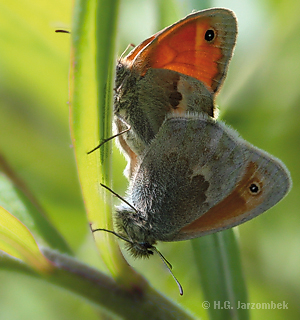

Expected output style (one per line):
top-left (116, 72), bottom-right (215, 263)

top-left (0, 205), bottom-right (53, 273)
top-left (192, 230), bottom-right (249, 320)
top-left (69, 0), bottom-right (145, 286)
top-left (0, 156), bottom-right (71, 254)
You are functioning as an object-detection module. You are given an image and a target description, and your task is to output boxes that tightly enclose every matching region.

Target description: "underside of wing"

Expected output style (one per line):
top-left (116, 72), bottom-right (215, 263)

top-left (131, 114), bottom-right (291, 242)
top-left (133, 9), bottom-right (237, 93)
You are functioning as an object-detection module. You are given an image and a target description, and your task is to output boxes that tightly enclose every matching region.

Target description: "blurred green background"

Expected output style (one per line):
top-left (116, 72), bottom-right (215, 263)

top-left (0, 0), bottom-right (299, 319)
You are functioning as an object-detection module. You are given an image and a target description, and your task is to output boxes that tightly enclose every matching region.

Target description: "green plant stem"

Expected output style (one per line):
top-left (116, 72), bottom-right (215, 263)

top-left (0, 248), bottom-right (195, 320)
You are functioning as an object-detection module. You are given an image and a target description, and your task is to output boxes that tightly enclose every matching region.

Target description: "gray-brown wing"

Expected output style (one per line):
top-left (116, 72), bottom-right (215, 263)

top-left (129, 114), bottom-right (291, 241)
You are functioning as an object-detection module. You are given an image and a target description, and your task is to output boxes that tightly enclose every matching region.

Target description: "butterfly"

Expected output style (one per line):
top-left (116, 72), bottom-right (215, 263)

top-left (112, 113), bottom-right (291, 258)
top-left (92, 9), bottom-right (291, 295)
top-left (113, 8), bottom-right (237, 177)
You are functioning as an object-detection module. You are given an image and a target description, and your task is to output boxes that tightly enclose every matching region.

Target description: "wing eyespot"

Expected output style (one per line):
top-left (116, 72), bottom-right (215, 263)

top-left (248, 182), bottom-right (262, 195)
top-left (204, 29), bottom-right (216, 42)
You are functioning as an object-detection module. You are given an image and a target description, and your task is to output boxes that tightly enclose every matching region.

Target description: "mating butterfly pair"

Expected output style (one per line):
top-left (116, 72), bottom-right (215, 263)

top-left (92, 8), bottom-right (291, 294)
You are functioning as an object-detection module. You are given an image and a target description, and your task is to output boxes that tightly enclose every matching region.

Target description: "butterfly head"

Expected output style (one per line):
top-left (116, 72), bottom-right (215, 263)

top-left (123, 239), bottom-right (155, 259)
top-left (115, 60), bottom-right (128, 88)
top-left (115, 205), bottom-right (157, 258)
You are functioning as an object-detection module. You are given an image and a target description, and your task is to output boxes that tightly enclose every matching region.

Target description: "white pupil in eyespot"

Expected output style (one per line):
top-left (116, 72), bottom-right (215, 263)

top-left (249, 183), bottom-right (260, 193)
top-left (205, 29), bottom-right (215, 41)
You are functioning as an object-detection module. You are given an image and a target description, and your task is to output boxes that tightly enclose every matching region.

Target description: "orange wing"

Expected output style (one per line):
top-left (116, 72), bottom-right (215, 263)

top-left (123, 35), bottom-right (155, 64)
top-left (130, 8), bottom-right (237, 93)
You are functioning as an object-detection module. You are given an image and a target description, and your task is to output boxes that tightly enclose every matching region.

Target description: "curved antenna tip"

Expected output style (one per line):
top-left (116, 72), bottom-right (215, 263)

top-left (152, 247), bottom-right (184, 296)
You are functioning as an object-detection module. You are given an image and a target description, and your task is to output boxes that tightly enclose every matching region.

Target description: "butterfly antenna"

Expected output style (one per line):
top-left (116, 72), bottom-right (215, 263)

top-left (152, 247), bottom-right (173, 270)
top-left (119, 43), bottom-right (135, 59)
top-left (92, 227), bottom-right (132, 244)
top-left (55, 29), bottom-right (70, 33)
top-left (87, 116), bottom-right (131, 154)
top-left (100, 183), bottom-right (138, 214)
top-left (87, 127), bottom-right (130, 154)
top-left (152, 247), bottom-right (183, 296)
